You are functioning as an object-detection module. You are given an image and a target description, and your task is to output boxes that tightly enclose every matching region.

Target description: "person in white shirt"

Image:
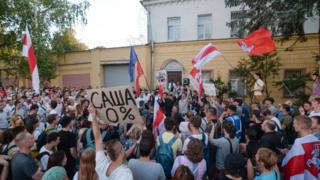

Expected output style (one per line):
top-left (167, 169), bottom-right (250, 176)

top-left (182, 115), bottom-right (208, 153)
top-left (4, 99), bottom-right (14, 117)
top-left (309, 97), bottom-right (320, 117)
top-left (90, 106), bottom-right (133, 180)
top-left (262, 109), bottom-right (281, 132)
top-left (39, 132), bottom-right (60, 172)
top-left (0, 100), bottom-right (9, 130)
top-left (252, 73), bottom-right (265, 103)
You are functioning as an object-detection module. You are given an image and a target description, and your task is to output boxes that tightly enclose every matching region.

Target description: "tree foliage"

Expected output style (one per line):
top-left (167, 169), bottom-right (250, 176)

top-left (234, 52), bottom-right (282, 100)
top-left (0, 0), bottom-right (89, 82)
top-left (52, 29), bottom-right (88, 55)
top-left (225, 0), bottom-right (319, 41)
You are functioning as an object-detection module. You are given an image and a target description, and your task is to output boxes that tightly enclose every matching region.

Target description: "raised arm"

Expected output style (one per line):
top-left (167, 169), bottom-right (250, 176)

top-left (89, 106), bottom-right (103, 152)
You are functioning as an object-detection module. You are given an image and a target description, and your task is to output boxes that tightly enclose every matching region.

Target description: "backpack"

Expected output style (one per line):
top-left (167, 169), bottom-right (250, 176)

top-left (85, 128), bottom-right (108, 149)
top-left (156, 136), bottom-right (177, 177)
top-left (189, 133), bottom-right (210, 170)
top-left (36, 129), bottom-right (49, 151)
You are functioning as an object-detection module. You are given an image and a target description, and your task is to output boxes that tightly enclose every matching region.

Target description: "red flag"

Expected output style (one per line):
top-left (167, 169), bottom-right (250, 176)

top-left (135, 61), bottom-right (143, 97)
top-left (192, 43), bottom-right (221, 68)
top-left (22, 26), bottom-right (40, 93)
top-left (281, 134), bottom-right (320, 180)
top-left (238, 28), bottom-right (276, 56)
top-left (153, 97), bottom-right (166, 136)
top-left (189, 67), bottom-right (203, 97)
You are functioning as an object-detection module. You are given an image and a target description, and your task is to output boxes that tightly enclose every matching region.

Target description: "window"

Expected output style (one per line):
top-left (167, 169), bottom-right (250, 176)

top-left (283, 69), bottom-right (304, 97)
top-left (198, 14), bottom-right (212, 40)
top-left (168, 17), bottom-right (181, 41)
top-left (230, 11), bottom-right (249, 38)
top-left (229, 70), bottom-right (246, 97)
top-left (202, 70), bottom-right (213, 83)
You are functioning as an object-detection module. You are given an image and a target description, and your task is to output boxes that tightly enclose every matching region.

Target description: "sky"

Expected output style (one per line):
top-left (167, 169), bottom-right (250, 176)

top-left (74, 0), bottom-right (148, 49)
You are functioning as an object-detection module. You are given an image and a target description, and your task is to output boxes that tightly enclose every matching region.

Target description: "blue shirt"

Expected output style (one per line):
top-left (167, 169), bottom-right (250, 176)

top-left (254, 170), bottom-right (280, 180)
top-left (226, 114), bottom-right (242, 140)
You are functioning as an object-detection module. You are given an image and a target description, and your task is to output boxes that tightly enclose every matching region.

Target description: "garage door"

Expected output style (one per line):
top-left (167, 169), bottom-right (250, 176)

top-left (62, 74), bottom-right (90, 88)
top-left (104, 64), bottom-right (130, 87)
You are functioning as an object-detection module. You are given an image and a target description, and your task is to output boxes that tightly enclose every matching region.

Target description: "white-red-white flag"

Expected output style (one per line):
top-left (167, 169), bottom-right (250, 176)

top-left (152, 96), bottom-right (166, 136)
top-left (281, 134), bottom-right (320, 180)
top-left (189, 67), bottom-right (203, 97)
top-left (192, 43), bottom-right (221, 68)
top-left (22, 26), bottom-right (40, 94)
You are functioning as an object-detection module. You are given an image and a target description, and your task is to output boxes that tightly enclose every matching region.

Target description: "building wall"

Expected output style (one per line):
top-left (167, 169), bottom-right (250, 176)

top-left (53, 45), bottom-right (151, 89)
top-left (142, 0), bottom-right (319, 42)
top-left (52, 34), bottom-right (319, 103)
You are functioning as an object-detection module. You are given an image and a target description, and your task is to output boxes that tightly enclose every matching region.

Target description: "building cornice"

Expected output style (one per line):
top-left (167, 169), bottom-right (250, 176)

top-left (141, 0), bottom-right (195, 8)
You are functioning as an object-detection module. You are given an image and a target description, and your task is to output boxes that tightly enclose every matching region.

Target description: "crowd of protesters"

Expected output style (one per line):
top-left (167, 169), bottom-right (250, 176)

top-left (0, 74), bottom-right (319, 180)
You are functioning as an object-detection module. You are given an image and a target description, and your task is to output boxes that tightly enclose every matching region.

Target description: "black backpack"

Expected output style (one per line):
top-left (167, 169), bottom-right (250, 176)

top-left (36, 128), bottom-right (53, 151)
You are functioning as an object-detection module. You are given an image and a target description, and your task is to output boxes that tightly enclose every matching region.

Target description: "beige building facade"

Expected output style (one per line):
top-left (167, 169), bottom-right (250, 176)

top-left (49, 34), bottom-right (319, 102)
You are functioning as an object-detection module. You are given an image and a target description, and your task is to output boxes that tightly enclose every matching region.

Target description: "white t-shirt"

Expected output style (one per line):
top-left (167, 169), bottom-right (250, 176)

top-left (39, 146), bottom-right (53, 171)
top-left (309, 111), bottom-right (320, 117)
top-left (253, 79), bottom-right (264, 96)
top-left (271, 117), bottom-right (281, 132)
top-left (182, 133), bottom-right (208, 153)
top-left (95, 151), bottom-right (133, 180)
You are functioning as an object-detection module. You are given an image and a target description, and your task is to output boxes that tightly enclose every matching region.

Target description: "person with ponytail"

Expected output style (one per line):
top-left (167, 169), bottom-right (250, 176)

top-left (73, 149), bottom-right (98, 180)
top-left (255, 148), bottom-right (280, 180)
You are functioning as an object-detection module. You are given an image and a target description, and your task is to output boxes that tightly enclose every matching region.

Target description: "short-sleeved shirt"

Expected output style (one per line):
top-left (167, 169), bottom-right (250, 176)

top-left (254, 170), bottom-right (280, 180)
top-left (11, 152), bottom-right (39, 180)
top-left (156, 132), bottom-right (182, 158)
top-left (253, 79), bottom-right (264, 96)
top-left (128, 159), bottom-right (165, 180)
top-left (171, 155), bottom-right (206, 180)
top-left (210, 137), bottom-right (239, 170)
top-left (58, 130), bottom-right (77, 178)
top-left (182, 133), bottom-right (208, 153)
top-left (39, 146), bottom-right (54, 171)
top-left (95, 150), bottom-right (133, 180)
top-left (42, 166), bottom-right (67, 180)
top-left (226, 114), bottom-right (242, 140)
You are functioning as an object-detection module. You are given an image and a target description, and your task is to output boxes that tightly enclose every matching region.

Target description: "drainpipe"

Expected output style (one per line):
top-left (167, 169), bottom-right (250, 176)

top-left (145, 6), bottom-right (155, 89)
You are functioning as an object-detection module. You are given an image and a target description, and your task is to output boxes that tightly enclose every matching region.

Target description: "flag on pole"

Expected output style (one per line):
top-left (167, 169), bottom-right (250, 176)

top-left (153, 96), bottom-right (166, 136)
top-left (22, 26), bottom-right (40, 94)
top-left (129, 47), bottom-right (144, 96)
top-left (281, 134), bottom-right (320, 180)
top-left (238, 28), bottom-right (276, 56)
top-left (135, 61), bottom-right (143, 97)
top-left (189, 67), bottom-right (203, 97)
top-left (192, 43), bottom-right (221, 68)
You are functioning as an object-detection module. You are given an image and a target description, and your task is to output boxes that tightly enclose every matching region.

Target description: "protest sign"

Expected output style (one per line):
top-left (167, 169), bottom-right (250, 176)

top-left (155, 69), bottom-right (167, 86)
top-left (87, 86), bottom-right (143, 125)
top-left (203, 82), bottom-right (217, 96)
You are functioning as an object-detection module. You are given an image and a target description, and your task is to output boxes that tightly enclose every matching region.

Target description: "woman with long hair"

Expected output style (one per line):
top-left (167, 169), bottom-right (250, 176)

top-left (171, 139), bottom-right (206, 180)
top-left (73, 149), bottom-right (98, 180)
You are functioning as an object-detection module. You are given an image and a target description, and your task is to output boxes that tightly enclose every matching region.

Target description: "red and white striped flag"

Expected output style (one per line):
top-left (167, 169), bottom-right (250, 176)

top-left (22, 26), bottom-right (40, 94)
top-left (192, 43), bottom-right (221, 68)
top-left (152, 97), bottom-right (166, 136)
top-left (189, 67), bottom-right (203, 97)
top-left (282, 134), bottom-right (320, 180)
